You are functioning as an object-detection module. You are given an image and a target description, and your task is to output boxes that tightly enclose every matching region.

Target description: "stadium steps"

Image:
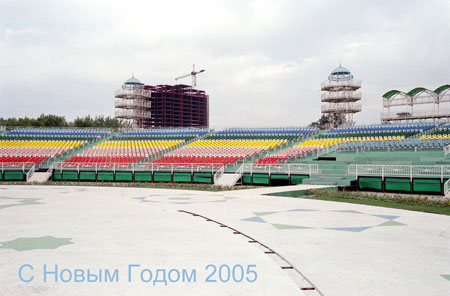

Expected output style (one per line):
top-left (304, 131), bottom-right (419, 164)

top-left (134, 130), bottom-right (215, 165)
top-left (215, 172), bottom-right (242, 186)
top-left (27, 171), bottom-right (51, 183)
top-left (228, 135), bottom-right (308, 173)
top-left (41, 133), bottom-right (116, 168)
top-left (407, 122), bottom-right (447, 139)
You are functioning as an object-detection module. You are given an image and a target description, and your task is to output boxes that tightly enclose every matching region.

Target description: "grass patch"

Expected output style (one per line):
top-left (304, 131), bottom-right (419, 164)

top-left (266, 188), bottom-right (450, 216)
top-left (302, 195), bottom-right (450, 216)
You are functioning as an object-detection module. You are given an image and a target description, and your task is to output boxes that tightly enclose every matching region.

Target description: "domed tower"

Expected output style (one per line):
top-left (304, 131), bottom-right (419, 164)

top-left (115, 75), bottom-right (151, 128)
top-left (321, 64), bottom-right (362, 126)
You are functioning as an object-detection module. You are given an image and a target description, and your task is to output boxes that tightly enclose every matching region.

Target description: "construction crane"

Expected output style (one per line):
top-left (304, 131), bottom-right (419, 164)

top-left (175, 64), bottom-right (205, 88)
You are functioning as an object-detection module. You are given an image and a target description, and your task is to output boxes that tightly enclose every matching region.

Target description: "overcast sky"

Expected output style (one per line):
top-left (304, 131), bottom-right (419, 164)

top-left (1, 0), bottom-right (449, 128)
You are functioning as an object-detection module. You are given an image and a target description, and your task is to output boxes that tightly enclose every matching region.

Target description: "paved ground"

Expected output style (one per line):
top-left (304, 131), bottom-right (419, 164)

top-left (0, 184), bottom-right (449, 295)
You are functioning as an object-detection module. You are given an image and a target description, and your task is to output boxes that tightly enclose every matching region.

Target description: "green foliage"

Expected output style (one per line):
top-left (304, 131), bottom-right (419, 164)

top-left (309, 114), bottom-right (347, 129)
top-left (0, 114), bottom-right (130, 128)
top-left (307, 188), bottom-right (450, 208)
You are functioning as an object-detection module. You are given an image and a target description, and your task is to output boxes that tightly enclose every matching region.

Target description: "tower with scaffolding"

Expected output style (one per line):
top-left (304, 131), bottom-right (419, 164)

top-left (321, 65), bottom-right (362, 126)
top-left (115, 73), bottom-right (209, 128)
top-left (115, 75), bottom-right (152, 128)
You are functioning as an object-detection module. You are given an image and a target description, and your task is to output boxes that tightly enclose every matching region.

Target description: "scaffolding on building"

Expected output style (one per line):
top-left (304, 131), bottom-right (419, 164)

top-left (321, 65), bottom-right (362, 126)
top-left (114, 75), bottom-right (209, 129)
top-left (115, 75), bottom-right (152, 128)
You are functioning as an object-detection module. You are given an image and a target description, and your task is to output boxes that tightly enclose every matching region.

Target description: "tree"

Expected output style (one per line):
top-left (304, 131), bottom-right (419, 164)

top-left (1, 114), bottom-right (133, 128)
top-left (37, 114), bottom-right (67, 127)
top-left (309, 114), bottom-right (347, 129)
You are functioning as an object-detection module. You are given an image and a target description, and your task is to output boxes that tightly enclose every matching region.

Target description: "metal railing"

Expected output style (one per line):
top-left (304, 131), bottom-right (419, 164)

top-left (230, 163), bottom-right (245, 185)
top-left (321, 79), bottom-right (361, 90)
top-left (316, 143), bottom-right (341, 157)
top-left (115, 110), bottom-right (151, 119)
top-left (44, 166), bottom-right (53, 181)
top-left (115, 88), bottom-right (151, 98)
top-left (25, 164), bottom-right (36, 182)
top-left (213, 165), bottom-right (225, 184)
top-left (444, 144), bottom-right (450, 157)
top-left (243, 163), bottom-right (318, 177)
top-left (348, 164), bottom-right (450, 181)
top-left (321, 91), bottom-right (361, 102)
top-left (444, 179), bottom-right (450, 197)
top-left (321, 103), bottom-right (362, 113)
top-left (55, 162), bottom-right (224, 175)
top-left (1, 162), bottom-right (35, 174)
top-left (115, 99), bottom-right (151, 108)
top-left (381, 108), bottom-right (450, 121)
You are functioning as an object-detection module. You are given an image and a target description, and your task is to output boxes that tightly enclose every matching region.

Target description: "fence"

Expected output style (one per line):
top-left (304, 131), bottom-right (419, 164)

top-left (444, 144), bottom-right (450, 157)
top-left (348, 164), bottom-right (450, 181)
top-left (242, 163), bottom-right (318, 177)
top-left (53, 162), bottom-right (224, 175)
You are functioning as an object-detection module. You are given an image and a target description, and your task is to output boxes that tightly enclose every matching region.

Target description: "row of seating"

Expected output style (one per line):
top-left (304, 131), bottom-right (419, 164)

top-left (149, 155), bottom-right (240, 166)
top-left (60, 140), bottom-right (183, 165)
top-left (0, 156), bottom-right (49, 165)
top-left (420, 134), bottom-right (450, 140)
top-left (187, 139), bottom-right (286, 148)
top-left (214, 127), bottom-right (318, 136)
top-left (323, 122), bottom-right (439, 137)
top-left (95, 140), bottom-right (183, 148)
top-left (63, 156), bottom-right (145, 166)
top-left (298, 136), bottom-right (405, 148)
top-left (116, 128), bottom-right (210, 138)
top-left (338, 139), bottom-right (450, 150)
top-left (0, 140), bottom-right (85, 165)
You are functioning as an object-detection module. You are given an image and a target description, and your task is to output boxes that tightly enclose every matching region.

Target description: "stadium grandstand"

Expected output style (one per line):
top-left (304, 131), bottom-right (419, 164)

top-left (1, 122), bottom-right (450, 196)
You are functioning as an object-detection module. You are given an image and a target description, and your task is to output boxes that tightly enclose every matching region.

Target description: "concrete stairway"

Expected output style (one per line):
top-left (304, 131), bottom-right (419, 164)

top-left (215, 172), bottom-right (242, 186)
top-left (27, 172), bottom-right (51, 183)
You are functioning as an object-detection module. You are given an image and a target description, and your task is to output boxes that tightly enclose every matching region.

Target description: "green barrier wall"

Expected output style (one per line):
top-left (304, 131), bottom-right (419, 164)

top-left (242, 173), bottom-right (252, 184)
top-left (52, 171), bottom-right (62, 181)
top-left (413, 178), bottom-right (441, 193)
top-left (385, 177), bottom-right (411, 192)
top-left (154, 172), bottom-right (172, 182)
top-left (358, 177), bottom-right (382, 190)
top-left (290, 175), bottom-right (308, 185)
top-left (62, 171), bottom-right (78, 181)
top-left (252, 173), bottom-right (269, 185)
top-left (79, 171), bottom-right (96, 181)
top-left (134, 172), bottom-right (152, 182)
top-left (270, 174), bottom-right (289, 180)
top-left (115, 172), bottom-right (133, 181)
top-left (3, 171), bottom-right (24, 181)
top-left (193, 173), bottom-right (212, 183)
top-left (173, 172), bottom-right (192, 183)
top-left (98, 172), bottom-right (114, 181)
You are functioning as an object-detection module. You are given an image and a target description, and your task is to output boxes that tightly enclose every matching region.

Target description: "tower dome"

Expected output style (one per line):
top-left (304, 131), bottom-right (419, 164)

top-left (328, 65), bottom-right (354, 80)
top-left (122, 75), bottom-right (144, 88)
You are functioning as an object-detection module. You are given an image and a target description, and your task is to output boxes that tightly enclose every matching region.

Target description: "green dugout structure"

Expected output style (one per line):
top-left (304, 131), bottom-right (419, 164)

top-left (52, 166), bottom-right (215, 184)
top-left (241, 173), bottom-right (309, 186)
top-left (352, 164), bottom-right (449, 195)
top-left (240, 164), bottom-right (316, 186)
top-left (1, 164), bottom-right (33, 181)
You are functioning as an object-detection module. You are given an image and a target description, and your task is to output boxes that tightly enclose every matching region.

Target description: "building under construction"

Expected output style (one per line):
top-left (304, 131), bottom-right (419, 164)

top-left (115, 76), bottom-right (209, 128)
top-left (145, 84), bottom-right (208, 128)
